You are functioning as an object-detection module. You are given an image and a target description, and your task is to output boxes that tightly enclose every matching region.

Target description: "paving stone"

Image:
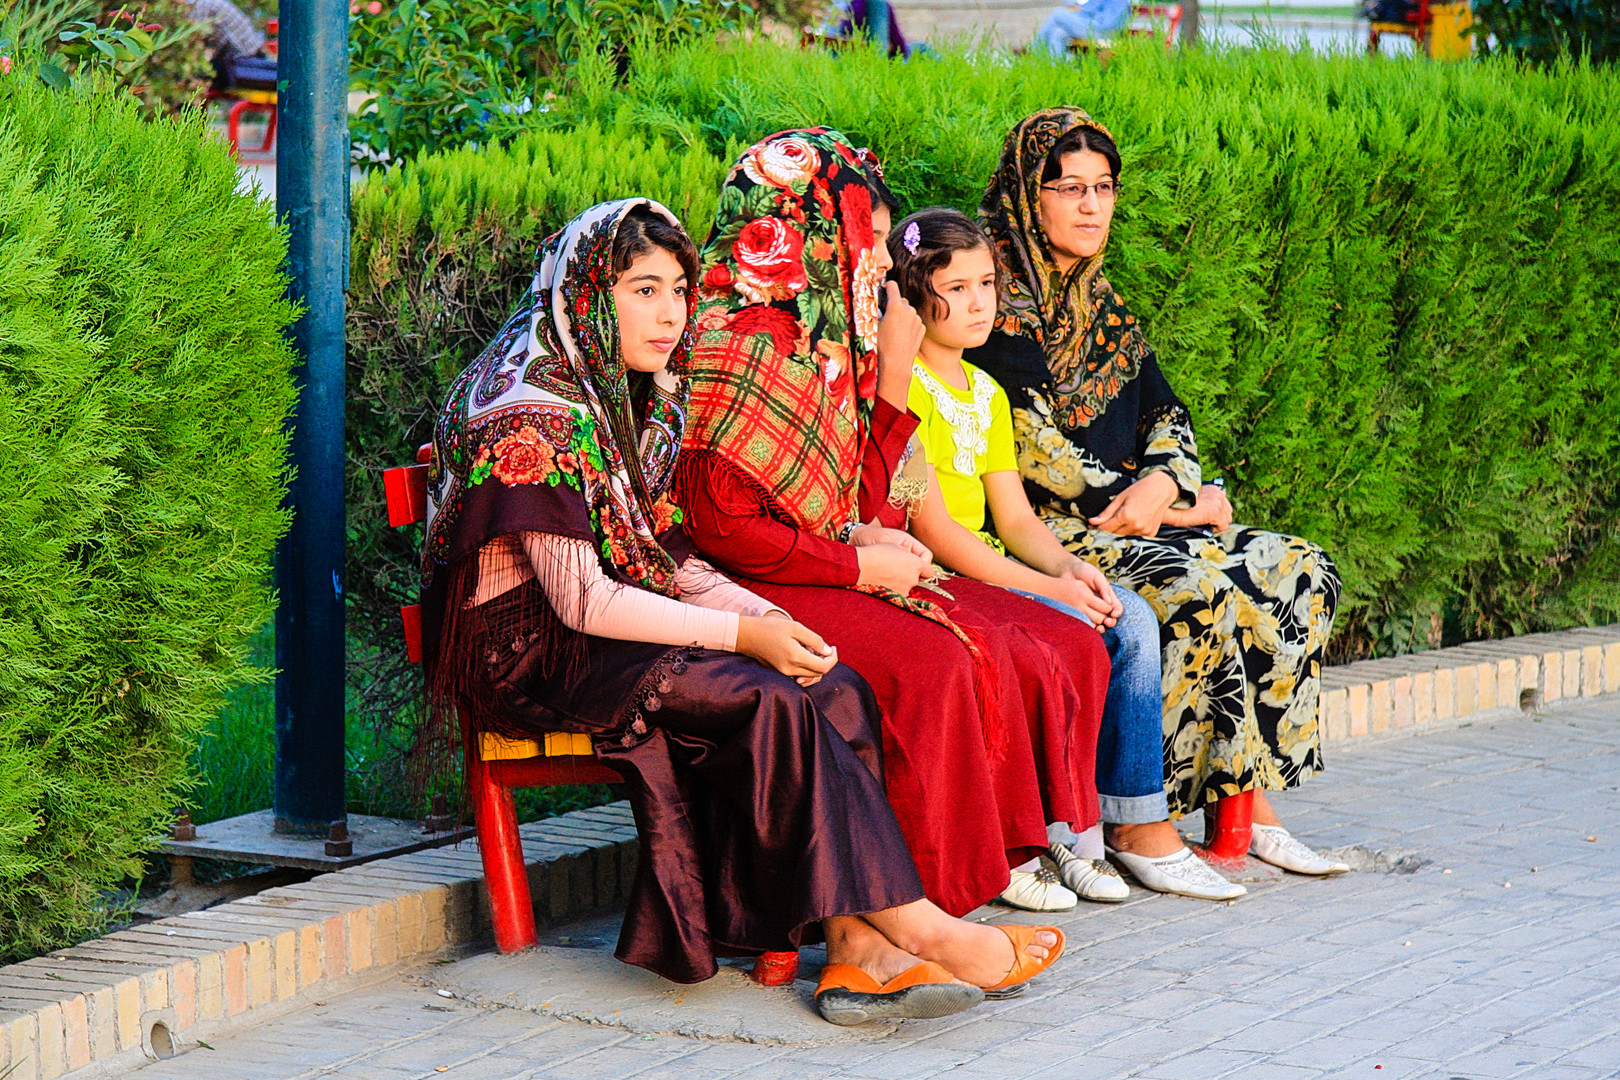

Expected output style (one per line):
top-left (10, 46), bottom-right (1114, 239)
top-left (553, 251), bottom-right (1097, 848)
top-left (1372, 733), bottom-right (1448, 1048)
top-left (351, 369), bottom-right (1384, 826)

top-left (37, 687), bottom-right (1620, 1080)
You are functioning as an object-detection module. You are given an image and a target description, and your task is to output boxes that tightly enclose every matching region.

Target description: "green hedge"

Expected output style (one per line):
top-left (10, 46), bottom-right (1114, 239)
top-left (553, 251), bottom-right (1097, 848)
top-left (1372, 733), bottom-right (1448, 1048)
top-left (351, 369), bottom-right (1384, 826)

top-left (0, 78), bottom-right (296, 958)
top-left (349, 39), bottom-right (1620, 668)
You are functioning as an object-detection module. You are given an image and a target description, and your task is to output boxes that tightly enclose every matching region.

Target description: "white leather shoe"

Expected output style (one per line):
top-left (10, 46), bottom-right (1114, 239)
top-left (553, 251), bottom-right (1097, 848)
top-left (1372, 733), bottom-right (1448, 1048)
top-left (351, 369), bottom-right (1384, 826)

top-left (1250, 825), bottom-right (1350, 875)
top-left (1107, 846), bottom-right (1248, 901)
top-left (999, 866), bottom-right (1078, 911)
top-left (1048, 843), bottom-right (1129, 902)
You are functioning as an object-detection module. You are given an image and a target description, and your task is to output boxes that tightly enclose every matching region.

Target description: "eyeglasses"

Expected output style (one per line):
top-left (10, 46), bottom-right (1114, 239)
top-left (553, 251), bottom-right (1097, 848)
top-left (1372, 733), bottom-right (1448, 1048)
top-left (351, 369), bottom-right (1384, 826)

top-left (1039, 179), bottom-right (1120, 202)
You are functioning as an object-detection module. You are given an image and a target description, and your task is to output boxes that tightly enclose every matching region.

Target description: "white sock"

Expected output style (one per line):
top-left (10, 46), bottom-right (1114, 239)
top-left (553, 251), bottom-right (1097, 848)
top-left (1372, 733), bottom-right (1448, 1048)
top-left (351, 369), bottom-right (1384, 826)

top-left (1012, 857), bottom-right (1041, 874)
top-left (1071, 824), bottom-right (1105, 861)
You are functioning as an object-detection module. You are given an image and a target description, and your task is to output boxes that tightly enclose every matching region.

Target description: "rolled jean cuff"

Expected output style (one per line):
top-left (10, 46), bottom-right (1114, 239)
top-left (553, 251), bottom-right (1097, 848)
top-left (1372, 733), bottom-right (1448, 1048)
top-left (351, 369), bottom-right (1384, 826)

top-left (1099, 790), bottom-right (1170, 825)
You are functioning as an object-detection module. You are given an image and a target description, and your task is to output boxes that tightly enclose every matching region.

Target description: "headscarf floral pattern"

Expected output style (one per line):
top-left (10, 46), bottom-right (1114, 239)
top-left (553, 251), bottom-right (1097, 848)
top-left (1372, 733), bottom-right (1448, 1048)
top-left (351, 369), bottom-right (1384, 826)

top-left (425, 198), bottom-right (695, 597)
top-left (980, 106), bottom-right (1153, 431)
top-left (683, 127), bottom-right (882, 538)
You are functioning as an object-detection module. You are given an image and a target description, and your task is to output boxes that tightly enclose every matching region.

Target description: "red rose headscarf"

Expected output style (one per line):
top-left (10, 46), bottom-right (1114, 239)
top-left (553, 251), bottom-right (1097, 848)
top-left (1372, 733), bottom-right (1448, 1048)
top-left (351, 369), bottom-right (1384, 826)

top-left (683, 129), bottom-right (1009, 758)
top-left (682, 127), bottom-right (887, 538)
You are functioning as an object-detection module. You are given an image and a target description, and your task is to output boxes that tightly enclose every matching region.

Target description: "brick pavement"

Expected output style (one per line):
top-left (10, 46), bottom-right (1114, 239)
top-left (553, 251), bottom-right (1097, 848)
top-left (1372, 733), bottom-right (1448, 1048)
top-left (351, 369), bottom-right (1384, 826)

top-left (125, 694), bottom-right (1620, 1080)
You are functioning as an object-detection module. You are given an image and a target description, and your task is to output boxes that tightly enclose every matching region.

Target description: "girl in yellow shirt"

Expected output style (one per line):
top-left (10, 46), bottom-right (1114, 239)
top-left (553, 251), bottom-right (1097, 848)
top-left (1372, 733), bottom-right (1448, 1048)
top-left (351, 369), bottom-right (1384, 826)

top-left (891, 208), bottom-right (1245, 904)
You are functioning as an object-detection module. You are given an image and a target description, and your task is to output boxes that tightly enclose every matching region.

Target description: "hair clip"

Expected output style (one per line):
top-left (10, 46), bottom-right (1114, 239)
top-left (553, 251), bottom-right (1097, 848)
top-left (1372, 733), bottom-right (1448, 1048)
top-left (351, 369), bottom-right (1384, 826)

top-left (902, 221), bottom-right (921, 255)
top-left (854, 146), bottom-right (885, 180)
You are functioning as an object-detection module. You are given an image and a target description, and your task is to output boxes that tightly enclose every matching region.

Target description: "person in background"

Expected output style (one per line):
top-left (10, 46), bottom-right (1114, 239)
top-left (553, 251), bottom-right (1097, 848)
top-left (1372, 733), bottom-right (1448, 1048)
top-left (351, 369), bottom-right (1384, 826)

top-left (886, 206), bottom-right (1246, 902)
top-left (968, 107), bottom-right (1350, 880)
top-left (829, 0), bottom-right (913, 56)
top-left (1036, 0), bottom-right (1132, 54)
top-left (188, 0), bottom-right (275, 88)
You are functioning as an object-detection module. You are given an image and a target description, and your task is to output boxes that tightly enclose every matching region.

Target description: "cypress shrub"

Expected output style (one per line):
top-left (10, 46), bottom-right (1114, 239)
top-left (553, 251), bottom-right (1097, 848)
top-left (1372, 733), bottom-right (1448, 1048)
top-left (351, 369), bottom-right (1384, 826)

top-left (348, 40), bottom-right (1620, 670)
top-left (0, 79), bottom-right (296, 958)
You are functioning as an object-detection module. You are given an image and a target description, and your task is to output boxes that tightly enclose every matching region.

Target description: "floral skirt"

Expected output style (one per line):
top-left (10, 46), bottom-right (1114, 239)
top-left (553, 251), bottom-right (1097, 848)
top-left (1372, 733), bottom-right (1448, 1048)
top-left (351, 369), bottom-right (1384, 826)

top-left (1036, 515), bottom-right (1341, 819)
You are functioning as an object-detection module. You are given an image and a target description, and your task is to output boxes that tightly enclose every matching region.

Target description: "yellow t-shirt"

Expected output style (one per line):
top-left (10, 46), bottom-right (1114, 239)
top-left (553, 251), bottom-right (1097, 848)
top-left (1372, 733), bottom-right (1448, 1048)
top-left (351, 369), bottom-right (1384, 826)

top-left (907, 359), bottom-right (1018, 537)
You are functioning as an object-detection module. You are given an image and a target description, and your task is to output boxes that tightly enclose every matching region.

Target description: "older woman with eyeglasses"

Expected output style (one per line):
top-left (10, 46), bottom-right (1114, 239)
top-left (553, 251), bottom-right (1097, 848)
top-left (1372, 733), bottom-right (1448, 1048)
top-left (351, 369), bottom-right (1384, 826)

top-left (965, 108), bottom-right (1349, 889)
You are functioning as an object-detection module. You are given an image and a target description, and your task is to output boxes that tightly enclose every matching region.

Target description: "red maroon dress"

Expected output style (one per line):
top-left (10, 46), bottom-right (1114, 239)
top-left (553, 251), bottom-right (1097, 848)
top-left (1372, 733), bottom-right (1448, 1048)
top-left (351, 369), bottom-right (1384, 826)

top-left (679, 398), bottom-right (1109, 917)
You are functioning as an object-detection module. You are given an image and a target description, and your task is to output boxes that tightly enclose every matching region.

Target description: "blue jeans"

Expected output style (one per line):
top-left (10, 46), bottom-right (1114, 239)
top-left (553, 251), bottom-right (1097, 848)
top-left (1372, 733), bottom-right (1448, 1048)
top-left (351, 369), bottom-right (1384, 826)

top-left (1012, 585), bottom-right (1169, 824)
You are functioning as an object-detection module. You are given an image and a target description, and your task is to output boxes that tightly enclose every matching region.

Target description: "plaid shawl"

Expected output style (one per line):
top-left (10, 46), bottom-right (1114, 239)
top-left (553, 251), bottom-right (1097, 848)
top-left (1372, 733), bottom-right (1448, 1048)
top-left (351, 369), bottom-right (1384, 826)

top-left (981, 107), bottom-right (1161, 431)
top-left (684, 130), bottom-right (1011, 759)
top-left (683, 128), bottom-right (886, 538)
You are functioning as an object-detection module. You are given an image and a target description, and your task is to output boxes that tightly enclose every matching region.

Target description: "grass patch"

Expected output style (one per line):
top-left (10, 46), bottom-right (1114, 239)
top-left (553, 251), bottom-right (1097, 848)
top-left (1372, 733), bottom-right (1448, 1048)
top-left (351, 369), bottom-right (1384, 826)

top-left (190, 626), bottom-right (611, 826)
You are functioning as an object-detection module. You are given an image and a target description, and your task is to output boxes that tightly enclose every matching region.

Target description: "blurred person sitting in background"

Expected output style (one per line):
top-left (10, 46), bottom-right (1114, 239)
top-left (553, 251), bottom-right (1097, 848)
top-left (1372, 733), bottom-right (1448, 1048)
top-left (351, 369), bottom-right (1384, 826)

top-left (1036, 0), bottom-right (1131, 53)
top-left (188, 0), bottom-right (275, 88)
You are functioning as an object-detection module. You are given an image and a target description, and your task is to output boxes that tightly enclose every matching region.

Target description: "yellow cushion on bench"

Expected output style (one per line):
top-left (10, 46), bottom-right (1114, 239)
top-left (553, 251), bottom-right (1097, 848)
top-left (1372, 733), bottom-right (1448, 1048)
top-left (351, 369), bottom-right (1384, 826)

top-left (478, 731), bottom-right (594, 761)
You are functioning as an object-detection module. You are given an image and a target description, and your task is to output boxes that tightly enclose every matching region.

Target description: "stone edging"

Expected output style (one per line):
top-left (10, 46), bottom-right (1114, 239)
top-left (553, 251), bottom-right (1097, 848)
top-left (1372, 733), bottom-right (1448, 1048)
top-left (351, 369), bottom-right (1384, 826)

top-left (0, 805), bottom-right (640, 1080)
top-left (3, 624), bottom-right (1618, 1078)
top-left (1318, 623), bottom-right (1620, 743)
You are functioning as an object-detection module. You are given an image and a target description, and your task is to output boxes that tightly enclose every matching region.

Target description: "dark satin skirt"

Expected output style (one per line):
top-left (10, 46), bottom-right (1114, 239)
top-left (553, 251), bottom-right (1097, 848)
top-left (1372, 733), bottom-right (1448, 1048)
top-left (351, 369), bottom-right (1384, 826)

top-left (477, 590), bottom-right (926, 984)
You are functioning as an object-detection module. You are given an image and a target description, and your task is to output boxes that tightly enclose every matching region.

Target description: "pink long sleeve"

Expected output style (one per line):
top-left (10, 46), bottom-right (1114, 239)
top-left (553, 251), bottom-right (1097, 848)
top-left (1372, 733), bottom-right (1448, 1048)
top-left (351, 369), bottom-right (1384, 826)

top-left (473, 533), bottom-right (784, 651)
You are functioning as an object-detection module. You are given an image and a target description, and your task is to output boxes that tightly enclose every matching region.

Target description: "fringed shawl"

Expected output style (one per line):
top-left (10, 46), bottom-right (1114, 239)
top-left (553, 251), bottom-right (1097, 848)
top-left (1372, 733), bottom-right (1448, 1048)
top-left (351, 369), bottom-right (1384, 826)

top-left (420, 198), bottom-right (697, 769)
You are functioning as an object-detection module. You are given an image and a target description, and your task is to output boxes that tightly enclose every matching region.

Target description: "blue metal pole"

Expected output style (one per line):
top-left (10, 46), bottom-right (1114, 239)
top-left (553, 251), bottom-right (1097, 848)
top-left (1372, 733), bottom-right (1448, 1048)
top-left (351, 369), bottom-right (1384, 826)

top-left (864, 0), bottom-right (892, 53)
top-left (273, 0), bottom-right (349, 836)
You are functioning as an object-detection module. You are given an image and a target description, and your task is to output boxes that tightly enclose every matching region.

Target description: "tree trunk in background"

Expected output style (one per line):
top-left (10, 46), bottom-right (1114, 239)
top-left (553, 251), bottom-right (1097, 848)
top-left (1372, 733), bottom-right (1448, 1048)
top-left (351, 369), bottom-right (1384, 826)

top-left (1181, 0), bottom-right (1201, 43)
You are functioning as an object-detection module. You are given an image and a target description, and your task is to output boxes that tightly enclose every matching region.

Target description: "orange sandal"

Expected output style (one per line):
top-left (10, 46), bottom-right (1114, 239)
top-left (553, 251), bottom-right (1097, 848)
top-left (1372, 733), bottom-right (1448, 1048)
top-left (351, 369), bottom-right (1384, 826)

top-left (982, 924), bottom-right (1066, 996)
top-left (814, 960), bottom-right (985, 1026)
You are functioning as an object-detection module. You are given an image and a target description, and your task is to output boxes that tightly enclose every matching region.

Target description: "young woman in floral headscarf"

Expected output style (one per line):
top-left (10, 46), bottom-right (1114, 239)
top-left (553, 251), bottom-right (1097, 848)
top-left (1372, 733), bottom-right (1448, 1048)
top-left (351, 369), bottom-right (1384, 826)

top-left (965, 108), bottom-right (1348, 881)
top-left (423, 197), bottom-right (1062, 1023)
top-left (678, 127), bottom-right (1113, 927)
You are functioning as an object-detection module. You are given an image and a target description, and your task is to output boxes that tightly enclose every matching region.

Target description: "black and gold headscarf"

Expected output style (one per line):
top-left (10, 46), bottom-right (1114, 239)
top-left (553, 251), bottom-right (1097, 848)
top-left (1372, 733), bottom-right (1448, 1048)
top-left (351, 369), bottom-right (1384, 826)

top-left (979, 106), bottom-right (1153, 432)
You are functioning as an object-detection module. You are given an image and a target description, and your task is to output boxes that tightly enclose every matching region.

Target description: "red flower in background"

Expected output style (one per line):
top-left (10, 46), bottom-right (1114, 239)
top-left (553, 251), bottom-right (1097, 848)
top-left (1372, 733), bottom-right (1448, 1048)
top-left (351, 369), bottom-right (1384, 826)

top-left (811, 178), bottom-right (837, 220)
top-left (732, 217), bottom-right (807, 303)
top-left (837, 184), bottom-right (874, 250)
top-left (702, 262), bottom-right (734, 295)
top-left (742, 136), bottom-right (819, 190)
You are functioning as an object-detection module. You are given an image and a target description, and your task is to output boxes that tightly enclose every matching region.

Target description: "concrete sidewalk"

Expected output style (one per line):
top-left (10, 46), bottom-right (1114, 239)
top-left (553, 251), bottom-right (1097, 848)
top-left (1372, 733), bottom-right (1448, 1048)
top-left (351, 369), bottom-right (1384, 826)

top-left (126, 694), bottom-right (1620, 1080)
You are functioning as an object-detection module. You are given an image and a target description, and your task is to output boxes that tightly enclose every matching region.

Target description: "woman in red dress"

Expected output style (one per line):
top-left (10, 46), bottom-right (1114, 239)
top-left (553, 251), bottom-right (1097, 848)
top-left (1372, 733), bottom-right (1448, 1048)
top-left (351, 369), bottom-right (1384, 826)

top-left (678, 129), bottom-right (1112, 918)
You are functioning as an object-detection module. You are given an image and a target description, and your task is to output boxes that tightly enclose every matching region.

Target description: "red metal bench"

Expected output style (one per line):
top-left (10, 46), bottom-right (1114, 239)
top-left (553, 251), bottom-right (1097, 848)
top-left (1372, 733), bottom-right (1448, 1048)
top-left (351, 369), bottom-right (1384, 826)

top-left (384, 449), bottom-right (801, 981)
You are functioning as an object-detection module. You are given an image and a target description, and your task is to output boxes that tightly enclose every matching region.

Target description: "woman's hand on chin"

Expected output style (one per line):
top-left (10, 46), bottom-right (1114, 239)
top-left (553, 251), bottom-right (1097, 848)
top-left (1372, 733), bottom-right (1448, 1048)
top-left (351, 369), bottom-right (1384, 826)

top-left (1160, 483), bottom-right (1234, 532)
top-left (873, 282), bottom-right (925, 404)
top-left (736, 616), bottom-right (838, 686)
top-left (1088, 471), bottom-right (1179, 537)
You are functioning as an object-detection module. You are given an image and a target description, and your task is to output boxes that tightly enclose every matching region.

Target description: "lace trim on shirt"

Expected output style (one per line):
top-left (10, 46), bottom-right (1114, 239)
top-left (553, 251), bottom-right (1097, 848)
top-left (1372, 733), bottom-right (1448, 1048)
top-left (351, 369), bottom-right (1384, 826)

top-left (914, 364), bottom-right (998, 475)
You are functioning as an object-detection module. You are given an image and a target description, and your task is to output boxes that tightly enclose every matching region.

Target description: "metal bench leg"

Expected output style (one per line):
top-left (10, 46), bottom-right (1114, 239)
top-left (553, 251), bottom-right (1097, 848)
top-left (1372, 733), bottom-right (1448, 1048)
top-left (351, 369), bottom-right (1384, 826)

top-left (471, 753), bottom-right (539, 952)
top-left (257, 104), bottom-right (277, 154)
top-left (226, 98), bottom-right (252, 157)
top-left (751, 950), bottom-right (800, 986)
top-left (1192, 789), bottom-right (1280, 881)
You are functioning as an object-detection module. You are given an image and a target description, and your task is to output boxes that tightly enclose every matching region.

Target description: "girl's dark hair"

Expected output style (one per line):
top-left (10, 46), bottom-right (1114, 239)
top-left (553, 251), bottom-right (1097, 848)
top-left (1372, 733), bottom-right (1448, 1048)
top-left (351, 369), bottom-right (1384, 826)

top-left (1041, 124), bottom-right (1122, 184)
top-left (885, 207), bottom-right (1002, 322)
top-left (865, 169), bottom-right (901, 214)
top-left (612, 204), bottom-right (700, 287)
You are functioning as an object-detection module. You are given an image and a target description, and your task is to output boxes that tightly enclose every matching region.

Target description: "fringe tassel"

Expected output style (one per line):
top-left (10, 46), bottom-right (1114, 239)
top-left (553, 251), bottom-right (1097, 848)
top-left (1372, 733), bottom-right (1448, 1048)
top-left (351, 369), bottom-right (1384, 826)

top-left (415, 547), bottom-right (598, 818)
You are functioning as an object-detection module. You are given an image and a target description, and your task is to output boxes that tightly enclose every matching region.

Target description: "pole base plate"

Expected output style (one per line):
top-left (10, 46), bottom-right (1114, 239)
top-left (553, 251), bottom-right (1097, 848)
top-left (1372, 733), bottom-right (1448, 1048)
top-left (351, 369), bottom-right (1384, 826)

top-left (156, 809), bottom-right (472, 871)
